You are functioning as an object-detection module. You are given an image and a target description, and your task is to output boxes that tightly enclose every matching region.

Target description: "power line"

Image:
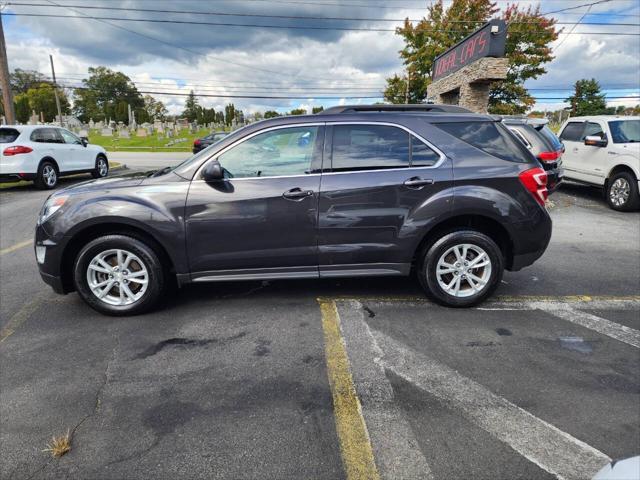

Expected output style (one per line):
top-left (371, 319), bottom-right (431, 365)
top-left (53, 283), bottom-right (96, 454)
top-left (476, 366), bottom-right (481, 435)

top-left (7, 12), bottom-right (640, 34)
top-left (7, 3), bottom-right (640, 26)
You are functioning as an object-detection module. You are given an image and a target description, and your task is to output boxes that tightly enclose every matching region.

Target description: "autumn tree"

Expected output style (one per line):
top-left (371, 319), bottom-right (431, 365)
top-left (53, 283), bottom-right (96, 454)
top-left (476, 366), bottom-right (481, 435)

top-left (144, 95), bottom-right (168, 121)
top-left (565, 79), bottom-right (607, 116)
top-left (384, 0), bottom-right (559, 114)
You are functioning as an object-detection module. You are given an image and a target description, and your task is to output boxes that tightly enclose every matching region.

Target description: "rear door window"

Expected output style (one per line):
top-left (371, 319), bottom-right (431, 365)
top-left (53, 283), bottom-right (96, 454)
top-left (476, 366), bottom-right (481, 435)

top-left (559, 122), bottom-right (584, 142)
top-left (331, 124), bottom-right (410, 171)
top-left (435, 121), bottom-right (532, 163)
top-left (31, 128), bottom-right (63, 143)
top-left (0, 128), bottom-right (20, 143)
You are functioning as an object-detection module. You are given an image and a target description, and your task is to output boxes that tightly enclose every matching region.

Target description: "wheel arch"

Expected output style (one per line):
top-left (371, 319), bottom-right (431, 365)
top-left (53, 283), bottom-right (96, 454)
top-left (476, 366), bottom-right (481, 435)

top-left (412, 214), bottom-right (514, 270)
top-left (60, 220), bottom-right (177, 293)
top-left (606, 164), bottom-right (638, 189)
top-left (39, 156), bottom-right (59, 173)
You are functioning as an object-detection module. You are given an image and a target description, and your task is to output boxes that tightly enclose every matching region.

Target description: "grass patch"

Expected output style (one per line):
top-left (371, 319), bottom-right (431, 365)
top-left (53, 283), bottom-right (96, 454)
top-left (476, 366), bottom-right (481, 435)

top-left (43, 429), bottom-right (71, 457)
top-left (88, 128), bottom-right (221, 152)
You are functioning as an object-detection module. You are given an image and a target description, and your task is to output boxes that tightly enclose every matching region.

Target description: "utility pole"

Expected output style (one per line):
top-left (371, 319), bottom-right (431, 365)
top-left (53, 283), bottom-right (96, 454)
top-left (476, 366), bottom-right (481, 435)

top-left (0, 11), bottom-right (15, 124)
top-left (404, 70), bottom-right (410, 104)
top-left (49, 55), bottom-right (63, 126)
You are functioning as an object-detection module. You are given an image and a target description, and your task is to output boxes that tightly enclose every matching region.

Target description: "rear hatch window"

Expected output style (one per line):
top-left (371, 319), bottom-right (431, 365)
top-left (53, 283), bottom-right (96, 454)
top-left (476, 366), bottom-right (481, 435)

top-left (435, 121), bottom-right (534, 163)
top-left (0, 128), bottom-right (21, 144)
top-left (535, 125), bottom-right (563, 150)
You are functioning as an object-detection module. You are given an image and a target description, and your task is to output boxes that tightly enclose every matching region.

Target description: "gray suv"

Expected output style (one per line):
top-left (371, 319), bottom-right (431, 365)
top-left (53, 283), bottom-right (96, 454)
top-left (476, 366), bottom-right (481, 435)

top-left (35, 105), bottom-right (552, 315)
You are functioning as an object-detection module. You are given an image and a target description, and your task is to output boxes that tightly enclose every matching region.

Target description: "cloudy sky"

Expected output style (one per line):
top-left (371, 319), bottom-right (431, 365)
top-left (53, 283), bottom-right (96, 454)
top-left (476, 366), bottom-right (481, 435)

top-left (3, 0), bottom-right (640, 115)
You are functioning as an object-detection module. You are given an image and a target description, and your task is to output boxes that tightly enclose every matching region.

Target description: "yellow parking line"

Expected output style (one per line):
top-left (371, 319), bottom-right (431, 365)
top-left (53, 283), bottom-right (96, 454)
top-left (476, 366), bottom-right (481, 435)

top-left (318, 298), bottom-right (380, 480)
top-left (0, 239), bottom-right (32, 256)
top-left (0, 295), bottom-right (44, 344)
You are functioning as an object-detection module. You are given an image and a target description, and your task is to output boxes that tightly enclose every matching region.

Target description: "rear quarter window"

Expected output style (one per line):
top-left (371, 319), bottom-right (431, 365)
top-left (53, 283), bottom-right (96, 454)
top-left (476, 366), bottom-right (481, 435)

top-left (436, 121), bottom-right (533, 163)
top-left (537, 125), bottom-right (563, 150)
top-left (0, 128), bottom-right (21, 143)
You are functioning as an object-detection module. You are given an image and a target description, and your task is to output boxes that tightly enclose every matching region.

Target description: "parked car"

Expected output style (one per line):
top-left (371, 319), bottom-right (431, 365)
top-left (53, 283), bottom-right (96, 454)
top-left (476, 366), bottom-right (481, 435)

top-left (35, 104), bottom-right (552, 315)
top-left (0, 125), bottom-right (109, 189)
top-left (501, 116), bottom-right (564, 193)
top-left (192, 131), bottom-right (228, 154)
top-left (558, 116), bottom-right (640, 211)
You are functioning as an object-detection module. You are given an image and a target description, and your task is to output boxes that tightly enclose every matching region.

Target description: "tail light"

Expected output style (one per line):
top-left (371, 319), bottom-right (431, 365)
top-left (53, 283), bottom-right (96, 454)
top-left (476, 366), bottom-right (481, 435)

top-left (519, 167), bottom-right (548, 206)
top-left (3, 145), bottom-right (33, 156)
top-left (538, 150), bottom-right (561, 163)
top-left (194, 139), bottom-right (201, 146)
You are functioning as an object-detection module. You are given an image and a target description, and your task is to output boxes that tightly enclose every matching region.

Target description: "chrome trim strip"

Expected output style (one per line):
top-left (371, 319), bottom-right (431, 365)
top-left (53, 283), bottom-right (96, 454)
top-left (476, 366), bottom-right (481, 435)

top-left (192, 120), bottom-right (447, 182)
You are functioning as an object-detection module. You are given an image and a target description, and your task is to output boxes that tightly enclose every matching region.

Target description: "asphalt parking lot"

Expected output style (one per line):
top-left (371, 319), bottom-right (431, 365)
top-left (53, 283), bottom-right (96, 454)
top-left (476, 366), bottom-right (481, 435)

top-left (0, 170), bottom-right (638, 480)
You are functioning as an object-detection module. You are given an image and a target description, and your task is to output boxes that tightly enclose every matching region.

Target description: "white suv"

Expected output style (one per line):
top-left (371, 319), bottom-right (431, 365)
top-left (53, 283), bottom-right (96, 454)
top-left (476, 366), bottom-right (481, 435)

top-left (0, 125), bottom-right (109, 189)
top-left (558, 116), bottom-right (639, 211)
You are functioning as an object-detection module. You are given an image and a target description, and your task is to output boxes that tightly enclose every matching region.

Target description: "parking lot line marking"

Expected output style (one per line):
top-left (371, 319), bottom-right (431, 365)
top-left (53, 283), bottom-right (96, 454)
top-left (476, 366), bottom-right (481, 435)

top-left (319, 295), bottom-right (640, 305)
top-left (0, 239), bottom-right (32, 256)
top-left (373, 330), bottom-right (611, 480)
top-left (536, 304), bottom-right (640, 349)
top-left (336, 300), bottom-right (433, 480)
top-left (0, 295), bottom-right (44, 344)
top-left (318, 298), bottom-right (381, 480)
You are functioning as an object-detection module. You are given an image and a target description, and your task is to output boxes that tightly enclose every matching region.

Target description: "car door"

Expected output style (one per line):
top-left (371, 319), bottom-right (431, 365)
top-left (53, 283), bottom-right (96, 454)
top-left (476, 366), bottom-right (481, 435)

top-left (318, 122), bottom-right (451, 277)
top-left (559, 121), bottom-right (588, 182)
top-left (185, 124), bottom-right (324, 280)
top-left (58, 128), bottom-right (86, 171)
top-left (31, 128), bottom-right (67, 171)
top-left (577, 121), bottom-right (608, 185)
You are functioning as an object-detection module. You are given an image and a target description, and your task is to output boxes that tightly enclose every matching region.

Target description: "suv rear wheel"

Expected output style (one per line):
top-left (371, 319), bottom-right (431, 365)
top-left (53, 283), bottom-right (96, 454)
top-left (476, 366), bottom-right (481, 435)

top-left (418, 230), bottom-right (504, 307)
top-left (606, 171), bottom-right (639, 211)
top-left (35, 161), bottom-right (58, 190)
top-left (73, 235), bottom-right (166, 315)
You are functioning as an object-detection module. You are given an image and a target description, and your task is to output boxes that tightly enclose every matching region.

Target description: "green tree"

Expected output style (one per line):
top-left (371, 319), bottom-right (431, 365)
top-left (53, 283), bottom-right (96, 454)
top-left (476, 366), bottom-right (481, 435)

top-left (10, 69), bottom-right (48, 94)
top-left (17, 83), bottom-right (70, 123)
top-left (312, 106), bottom-right (324, 114)
top-left (384, 0), bottom-right (559, 114)
top-left (182, 91), bottom-right (200, 122)
top-left (264, 110), bottom-right (280, 118)
top-left (143, 95), bottom-right (168, 121)
top-left (289, 108), bottom-right (307, 115)
top-left (565, 79), bottom-right (607, 116)
top-left (224, 103), bottom-right (236, 126)
top-left (73, 67), bottom-right (144, 123)
top-left (14, 95), bottom-right (31, 123)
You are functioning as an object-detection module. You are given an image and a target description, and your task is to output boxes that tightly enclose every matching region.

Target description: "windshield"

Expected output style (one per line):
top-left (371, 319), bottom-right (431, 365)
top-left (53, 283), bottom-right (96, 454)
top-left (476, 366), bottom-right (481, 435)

top-left (609, 120), bottom-right (640, 143)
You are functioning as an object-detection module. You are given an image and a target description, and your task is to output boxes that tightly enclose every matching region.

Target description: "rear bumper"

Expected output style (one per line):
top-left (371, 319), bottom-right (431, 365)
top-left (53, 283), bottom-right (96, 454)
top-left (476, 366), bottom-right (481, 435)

top-left (0, 173), bottom-right (35, 182)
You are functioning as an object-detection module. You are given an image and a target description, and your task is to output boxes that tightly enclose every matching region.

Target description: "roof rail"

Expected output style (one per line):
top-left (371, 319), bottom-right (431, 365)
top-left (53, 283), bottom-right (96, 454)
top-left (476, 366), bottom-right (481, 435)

top-left (319, 104), bottom-right (472, 114)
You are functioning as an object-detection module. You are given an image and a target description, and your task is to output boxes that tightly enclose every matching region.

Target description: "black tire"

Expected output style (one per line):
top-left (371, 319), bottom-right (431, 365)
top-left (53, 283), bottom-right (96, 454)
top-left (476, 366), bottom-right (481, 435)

top-left (606, 171), bottom-right (639, 211)
top-left (34, 160), bottom-right (58, 190)
top-left (417, 230), bottom-right (504, 308)
top-left (91, 155), bottom-right (109, 179)
top-left (73, 235), bottom-right (166, 316)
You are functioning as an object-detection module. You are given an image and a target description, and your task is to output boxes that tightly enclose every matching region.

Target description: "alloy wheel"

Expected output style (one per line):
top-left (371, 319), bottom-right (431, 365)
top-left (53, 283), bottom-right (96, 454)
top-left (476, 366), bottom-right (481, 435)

top-left (86, 249), bottom-right (149, 306)
top-left (610, 178), bottom-right (630, 207)
top-left (43, 165), bottom-right (57, 187)
top-left (435, 243), bottom-right (492, 298)
top-left (98, 158), bottom-right (108, 177)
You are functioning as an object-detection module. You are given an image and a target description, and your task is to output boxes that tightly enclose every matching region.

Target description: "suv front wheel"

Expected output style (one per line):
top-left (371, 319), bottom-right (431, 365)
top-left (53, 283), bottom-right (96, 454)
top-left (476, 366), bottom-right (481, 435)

top-left (73, 235), bottom-right (166, 315)
top-left (418, 230), bottom-right (504, 307)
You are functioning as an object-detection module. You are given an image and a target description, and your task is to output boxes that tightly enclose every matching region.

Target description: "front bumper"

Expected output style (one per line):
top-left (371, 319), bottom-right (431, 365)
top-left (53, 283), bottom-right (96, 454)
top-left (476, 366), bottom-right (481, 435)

top-left (35, 224), bottom-right (70, 294)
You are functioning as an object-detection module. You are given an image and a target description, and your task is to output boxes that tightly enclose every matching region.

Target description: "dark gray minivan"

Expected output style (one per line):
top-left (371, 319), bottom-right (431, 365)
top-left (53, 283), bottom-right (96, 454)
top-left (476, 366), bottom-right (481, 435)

top-left (36, 105), bottom-right (552, 315)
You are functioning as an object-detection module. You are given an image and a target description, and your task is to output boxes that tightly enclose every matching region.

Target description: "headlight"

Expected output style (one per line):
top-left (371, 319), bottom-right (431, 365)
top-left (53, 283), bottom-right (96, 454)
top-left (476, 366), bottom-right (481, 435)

top-left (38, 195), bottom-right (69, 225)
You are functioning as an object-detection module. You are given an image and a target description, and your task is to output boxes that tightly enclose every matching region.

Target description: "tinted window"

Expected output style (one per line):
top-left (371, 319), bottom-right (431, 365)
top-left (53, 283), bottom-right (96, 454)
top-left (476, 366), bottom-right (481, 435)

top-left (609, 120), bottom-right (640, 143)
top-left (59, 129), bottom-right (81, 144)
top-left (30, 128), bottom-right (63, 143)
top-left (0, 128), bottom-right (20, 143)
top-left (436, 121), bottom-right (532, 163)
top-left (411, 135), bottom-right (440, 166)
top-left (331, 125), bottom-right (409, 171)
top-left (582, 122), bottom-right (605, 140)
top-left (559, 122), bottom-right (584, 142)
top-left (218, 126), bottom-right (318, 178)
top-left (537, 125), bottom-right (563, 150)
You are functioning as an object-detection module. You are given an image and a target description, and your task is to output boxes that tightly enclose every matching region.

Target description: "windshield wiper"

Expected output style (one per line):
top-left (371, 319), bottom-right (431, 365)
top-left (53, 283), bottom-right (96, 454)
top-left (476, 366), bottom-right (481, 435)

top-left (151, 166), bottom-right (173, 177)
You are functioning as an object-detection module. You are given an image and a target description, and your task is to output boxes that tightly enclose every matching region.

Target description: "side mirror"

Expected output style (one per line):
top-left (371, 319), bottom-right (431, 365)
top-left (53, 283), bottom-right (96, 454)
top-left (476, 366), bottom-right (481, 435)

top-left (202, 161), bottom-right (224, 182)
top-left (80, 137), bottom-right (89, 147)
top-left (584, 135), bottom-right (607, 147)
